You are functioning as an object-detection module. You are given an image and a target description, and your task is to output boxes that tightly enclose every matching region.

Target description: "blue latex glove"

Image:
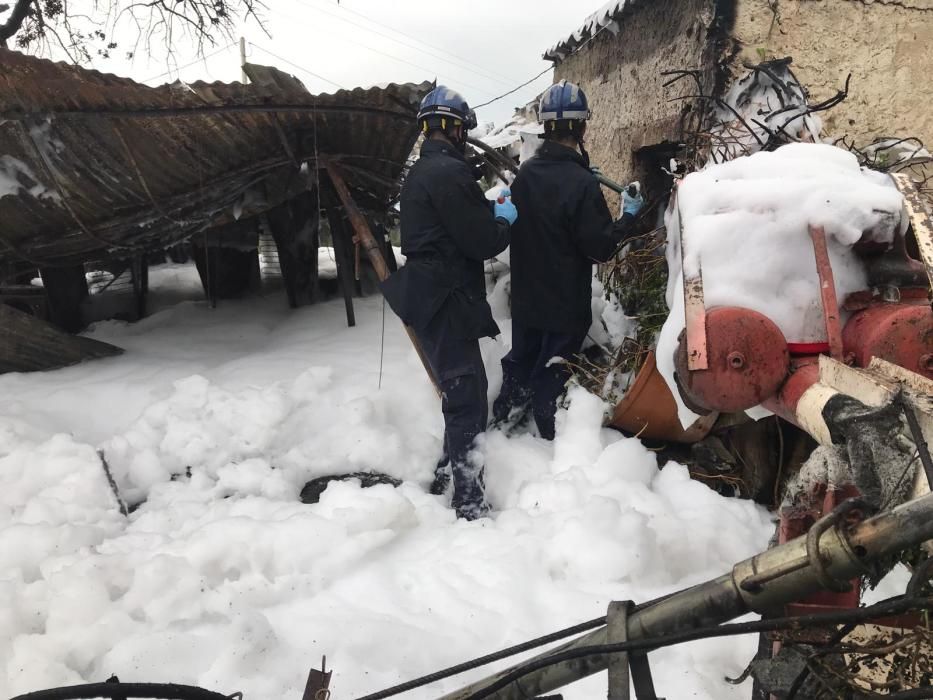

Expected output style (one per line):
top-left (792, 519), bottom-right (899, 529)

top-left (494, 188), bottom-right (518, 225)
top-left (622, 186), bottom-right (644, 218)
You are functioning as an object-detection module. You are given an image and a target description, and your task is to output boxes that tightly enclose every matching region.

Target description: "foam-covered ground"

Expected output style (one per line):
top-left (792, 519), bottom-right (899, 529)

top-left (0, 264), bottom-right (775, 698)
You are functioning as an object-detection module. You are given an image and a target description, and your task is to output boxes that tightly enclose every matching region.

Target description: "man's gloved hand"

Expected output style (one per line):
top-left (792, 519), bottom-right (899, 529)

top-left (494, 188), bottom-right (518, 225)
top-left (468, 154), bottom-right (486, 181)
top-left (622, 183), bottom-right (644, 218)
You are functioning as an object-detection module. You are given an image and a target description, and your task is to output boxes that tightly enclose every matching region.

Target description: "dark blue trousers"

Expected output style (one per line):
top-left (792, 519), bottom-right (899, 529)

top-left (415, 318), bottom-right (488, 516)
top-left (493, 322), bottom-right (587, 440)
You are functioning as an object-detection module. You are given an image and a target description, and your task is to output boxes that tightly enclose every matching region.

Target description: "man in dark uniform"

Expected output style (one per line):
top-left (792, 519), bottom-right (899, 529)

top-left (381, 86), bottom-right (517, 520)
top-left (492, 80), bottom-right (643, 440)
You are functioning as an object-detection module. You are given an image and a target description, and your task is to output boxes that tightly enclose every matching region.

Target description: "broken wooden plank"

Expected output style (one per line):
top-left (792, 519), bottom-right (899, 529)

top-left (891, 172), bottom-right (933, 291)
top-left (0, 304), bottom-right (123, 374)
top-left (323, 160), bottom-right (440, 394)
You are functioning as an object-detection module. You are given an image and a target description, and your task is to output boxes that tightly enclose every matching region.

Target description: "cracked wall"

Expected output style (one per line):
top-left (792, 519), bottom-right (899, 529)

top-left (553, 0), bottom-right (720, 210)
top-left (552, 0), bottom-right (933, 202)
top-left (734, 0), bottom-right (933, 152)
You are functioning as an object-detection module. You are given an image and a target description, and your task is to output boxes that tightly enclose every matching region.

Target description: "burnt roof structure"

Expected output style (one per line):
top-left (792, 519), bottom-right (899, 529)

top-left (543, 0), bottom-right (634, 63)
top-left (0, 48), bottom-right (431, 267)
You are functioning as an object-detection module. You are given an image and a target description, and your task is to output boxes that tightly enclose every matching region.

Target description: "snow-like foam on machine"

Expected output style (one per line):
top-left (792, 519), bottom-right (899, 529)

top-left (657, 143), bottom-right (905, 428)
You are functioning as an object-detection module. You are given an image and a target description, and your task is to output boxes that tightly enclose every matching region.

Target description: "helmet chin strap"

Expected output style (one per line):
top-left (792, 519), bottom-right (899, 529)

top-left (578, 140), bottom-right (591, 168)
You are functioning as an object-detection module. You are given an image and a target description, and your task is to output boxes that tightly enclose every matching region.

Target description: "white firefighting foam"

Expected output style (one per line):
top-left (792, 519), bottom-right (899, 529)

top-left (657, 143), bottom-right (905, 428)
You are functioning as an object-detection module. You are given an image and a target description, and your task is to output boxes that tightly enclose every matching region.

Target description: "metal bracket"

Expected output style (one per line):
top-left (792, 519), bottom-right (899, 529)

top-left (740, 497), bottom-right (875, 594)
top-left (675, 186), bottom-right (708, 372)
top-left (805, 497), bottom-right (874, 593)
top-left (607, 601), bottom-right (664, 700)
top-left (302, 657), bottom-right (332, 700)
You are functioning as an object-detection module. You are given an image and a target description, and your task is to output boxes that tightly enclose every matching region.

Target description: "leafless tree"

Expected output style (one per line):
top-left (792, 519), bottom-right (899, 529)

top-left (0, 0), bottom-right (267, 63)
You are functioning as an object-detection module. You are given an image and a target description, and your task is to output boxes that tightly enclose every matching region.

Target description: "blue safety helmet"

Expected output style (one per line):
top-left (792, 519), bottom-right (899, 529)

top-left (418, 85), bottom-right (478, 132)
top-left (539, 80), bottom-right (591, 123)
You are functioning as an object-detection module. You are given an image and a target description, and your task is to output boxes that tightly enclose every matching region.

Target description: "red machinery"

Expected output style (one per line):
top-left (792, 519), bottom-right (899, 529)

top-left (666, 175), bottom-right (933, 698)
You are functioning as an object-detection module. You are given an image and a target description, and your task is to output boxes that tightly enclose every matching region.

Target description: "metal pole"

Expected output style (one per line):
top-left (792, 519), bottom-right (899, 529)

top-left (808, 224), bottom-right (844, 360)
top-left (239, 37), bottom-right (248, 84)
top-left (439, 492), bottom-right (933, 700)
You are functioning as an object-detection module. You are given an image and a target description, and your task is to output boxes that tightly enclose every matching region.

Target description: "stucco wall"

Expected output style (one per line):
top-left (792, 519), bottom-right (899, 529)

top-left (554, 0), bottom-right (720, 209)
top-left (550, 0), bottom-right (933, 205)
top-left (733, 0), bottom-right (933, 151)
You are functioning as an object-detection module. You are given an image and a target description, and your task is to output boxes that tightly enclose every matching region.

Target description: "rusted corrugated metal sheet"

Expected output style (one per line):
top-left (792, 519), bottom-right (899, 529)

top-left (0, 48), bottom-right (430, 267)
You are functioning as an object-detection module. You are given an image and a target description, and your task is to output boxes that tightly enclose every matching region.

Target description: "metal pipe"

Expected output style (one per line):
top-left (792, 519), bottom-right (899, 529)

top-left (439, 492), bottom-right (933, 700)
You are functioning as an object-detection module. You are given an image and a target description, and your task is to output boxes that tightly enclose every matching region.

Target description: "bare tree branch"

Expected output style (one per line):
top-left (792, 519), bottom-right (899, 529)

top-left (6, 0), bottom-right (268, 62)
top-left (0, 0), bottom-right (33, 44)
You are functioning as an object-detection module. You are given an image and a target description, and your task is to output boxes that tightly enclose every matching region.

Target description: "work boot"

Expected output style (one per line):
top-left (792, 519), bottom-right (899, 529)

top-left (430, 466), bottom-right (451, 496)
top-left (488, 402), bottom-right (532, 435)
top-left (455, 500), bottom-right (490, 521)
top-left (429, 452), bottom-right (451, 496)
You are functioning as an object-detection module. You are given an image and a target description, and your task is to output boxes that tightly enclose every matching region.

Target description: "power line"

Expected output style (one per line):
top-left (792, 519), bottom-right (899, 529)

top-left (248, 42), bottom-right (347, 91)
top-left (471, 21), bottom-right (618, 110)
top-left (141, 42), bottom-right (238, 83)
top-left (296, 0), bottom-right (518, 90)
top-left (472, 66), bottom-right (552, 110)
top-left (267, 0), bottom-right (497, 99)
top-left (305, 0), bottom-right (513, 86)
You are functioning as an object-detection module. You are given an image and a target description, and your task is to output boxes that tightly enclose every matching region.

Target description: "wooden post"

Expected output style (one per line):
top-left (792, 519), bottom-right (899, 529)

top-left (327, 207), bottom-right (357, 328)
top-left (323, 160), bottom-right (440, 393)
top-left (39, 264), bottom-right (89, 333)
top-left (131, 254), bottom-right (148, 320)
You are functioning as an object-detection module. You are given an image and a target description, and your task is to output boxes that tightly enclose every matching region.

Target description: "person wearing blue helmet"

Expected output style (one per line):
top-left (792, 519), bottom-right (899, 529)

top-left (381, 85), bottom-right (516, 520)
top-left (491, 79), bottom-right (644, 439)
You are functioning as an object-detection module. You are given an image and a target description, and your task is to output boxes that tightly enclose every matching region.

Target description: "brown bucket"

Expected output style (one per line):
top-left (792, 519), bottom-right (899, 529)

top-left (608, 351), bottom-right (717, 443)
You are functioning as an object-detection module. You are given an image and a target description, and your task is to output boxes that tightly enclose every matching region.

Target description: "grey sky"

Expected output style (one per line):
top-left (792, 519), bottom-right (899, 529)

top-left (34, 0), bottom-right (601, 127)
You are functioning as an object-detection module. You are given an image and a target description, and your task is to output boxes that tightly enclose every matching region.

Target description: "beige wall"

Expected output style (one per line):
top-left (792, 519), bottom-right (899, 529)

top-left (554, 0), bottom-right (719, 210)
top-left (733, 0), bottom-right (933, 151)
top-left (551, 0), bottom-right (933, 205)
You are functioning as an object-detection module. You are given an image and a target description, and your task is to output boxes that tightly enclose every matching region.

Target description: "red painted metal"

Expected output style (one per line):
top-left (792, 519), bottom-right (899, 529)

top-left (787, 341), bottom-right (831, 356)
top-left (675, 306), bottom-right (789, 413)
top-left (843, 287), bottom-right (930, 311)
top-left (676, 189), bottom-right (709, 371)
top-left (842, 302), bottom-right (933, 380)
top-left (761, 357), bottom-right (820, 428)
top-left (778, 484), bottom-right (862, 618)
top-left (808, 225), bottom-right (845, 361)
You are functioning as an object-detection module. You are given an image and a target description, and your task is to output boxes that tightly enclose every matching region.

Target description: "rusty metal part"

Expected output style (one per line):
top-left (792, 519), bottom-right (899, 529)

top-left (324, 160), bottom-right (440, 395)
top-left (763, 359), bottom-right (820, 428)
top-left (675, 306), bottom-right (789, 413)
top-left (804, 498), bottom-right (874, 594)
top-left (302, 657), bottom-right (332, 700)
top-left (607, 601), bottom-right (631, 700)
top-left (842, 303), bottom-right (933, 380)
top-left (608, 350), bottom-right (718, 442)
top-left (843, 287), bottom-right (929, 312)
top-left (901, 397), bottom-right (933, 491)
top-left (0, 48), bottom-right (430, 267)
top-left (671, 185), bottom-right (709, 371)
top-left (808, 225), bottom-right (845, 360)
top-left (438, 492), bottom-right (933, 700)
top-left (891, 172), bottom-right (933, 292)
top-left (681, 256), bottom-right (709, 371)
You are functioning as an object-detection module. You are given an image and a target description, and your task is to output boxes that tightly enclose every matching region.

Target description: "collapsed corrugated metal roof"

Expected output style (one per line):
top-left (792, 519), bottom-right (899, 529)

top-left (0, 48), bottom-right (431, 267)
top-left (543, 0), bottom-right (634, 64)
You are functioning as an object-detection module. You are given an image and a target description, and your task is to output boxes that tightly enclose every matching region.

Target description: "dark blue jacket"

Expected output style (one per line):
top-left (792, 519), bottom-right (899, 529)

top-left (382, 139), bottom-right (510, 339)
top-left (510, 140), bottom-right (637, 334)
